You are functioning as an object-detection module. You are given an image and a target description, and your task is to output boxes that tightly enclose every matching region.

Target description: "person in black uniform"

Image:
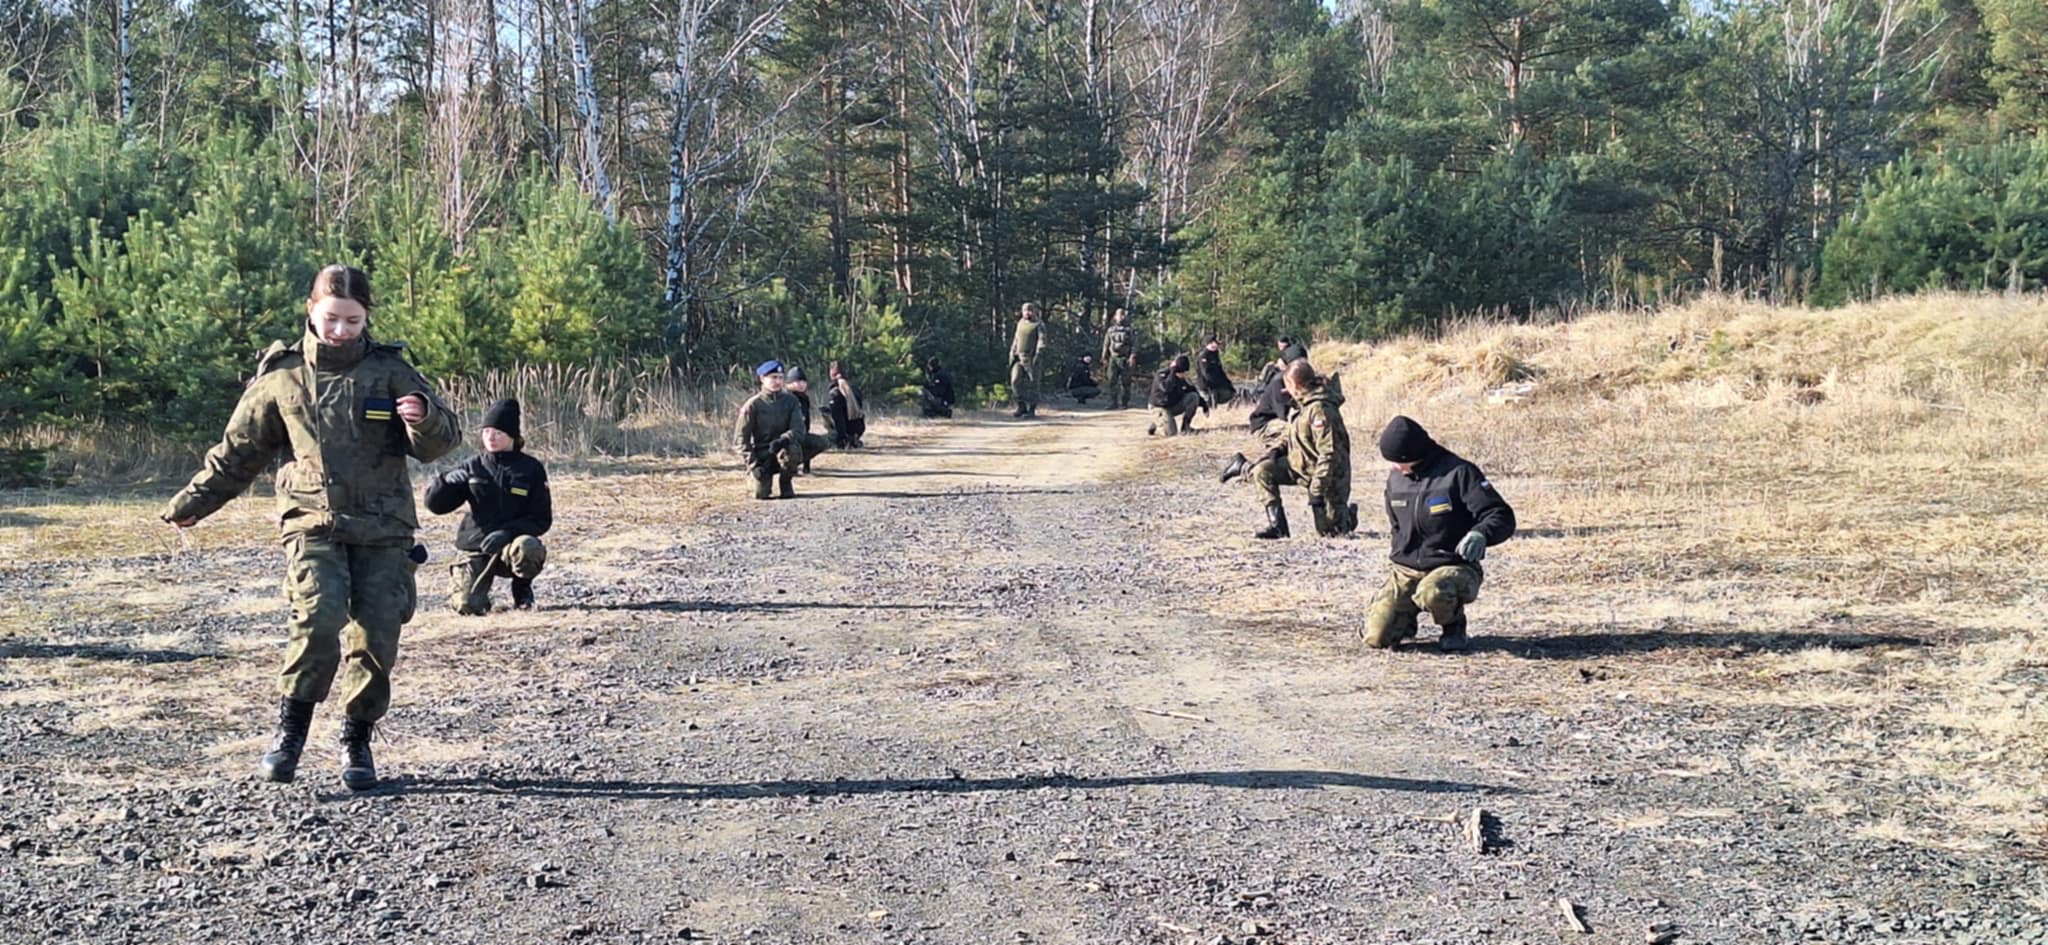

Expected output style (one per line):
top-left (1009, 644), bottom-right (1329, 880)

top-left (1193, 336), bottom-right (1233, 415)
top-left (1065, 356), bottom-right (1102, 404)
top-left (1147, 355), bottom-right (1201, 436)
top-left (1222, 336), bottom-right (1312, 482)
top-left (784, 366), bottom-right (833, 473)
top-left (426, 398), bottom-right (553, 614)
top-left (1362, 415), bottom-right (1515, 651)
top-left (920, 357), bottom-right (956, 418)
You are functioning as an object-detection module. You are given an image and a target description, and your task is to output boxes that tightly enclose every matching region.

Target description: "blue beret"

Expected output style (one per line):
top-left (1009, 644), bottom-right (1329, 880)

top-left (756, 360), bottom-right (784, 377)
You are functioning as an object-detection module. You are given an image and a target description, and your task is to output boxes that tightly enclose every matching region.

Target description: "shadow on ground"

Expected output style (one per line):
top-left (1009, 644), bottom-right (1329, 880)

top-left (353, 768), bottom-right (1512, 802)
top-left (1462, 629), bottom-right (1930, 660)
top-left (0, 640), bottom-right (218, 663)
top-left (788, 488), bottom-right (1077, 500)
top-left (584, 598), bottom-right (981, 614)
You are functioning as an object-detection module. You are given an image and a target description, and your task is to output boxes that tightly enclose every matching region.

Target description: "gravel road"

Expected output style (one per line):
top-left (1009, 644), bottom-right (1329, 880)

top-left (2, 408), bottom-right (2042, 944)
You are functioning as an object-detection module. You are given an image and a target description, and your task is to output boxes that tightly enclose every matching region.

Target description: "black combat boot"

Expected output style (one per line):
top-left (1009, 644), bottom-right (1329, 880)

top-left (510, 577), bottom-right (535, 610)
top-left (260, 697), bottom-right (316, 783)
top-left (1219, 452), bottom-right (1250, 483)
top-left (339, 718), bottom-right (378, 791)
top-left (1438, 618), bottom-right (1470, 652)
top-left (1253, 504), bottom-right (1290, 540)
top-left (778, 473), bottom-right (795, 499)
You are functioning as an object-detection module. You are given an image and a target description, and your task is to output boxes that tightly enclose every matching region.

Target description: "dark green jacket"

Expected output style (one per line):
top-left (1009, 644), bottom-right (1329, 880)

top-left (734, 390), bottom-right (806, 467)
top-left (165, 329), bottom-right (462, 546)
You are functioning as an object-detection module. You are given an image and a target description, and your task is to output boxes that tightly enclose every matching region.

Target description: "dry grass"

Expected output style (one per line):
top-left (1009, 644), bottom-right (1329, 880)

top-left (1163, 292), bottom-right (2048, 848)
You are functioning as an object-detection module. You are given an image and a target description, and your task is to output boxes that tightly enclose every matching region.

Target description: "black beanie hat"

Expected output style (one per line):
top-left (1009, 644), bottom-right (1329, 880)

top-left (1171, 354), bottom-right (1190, 373)
top-left (482, 398), bottom-right (521, 440)
top-left (1378, 415), bottom-right (1437, 463)
top-left (786, 366), bottom-right (808, 383)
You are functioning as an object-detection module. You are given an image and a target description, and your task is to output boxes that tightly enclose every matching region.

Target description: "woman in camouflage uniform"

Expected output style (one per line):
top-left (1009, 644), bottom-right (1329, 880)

top-left (164, 265), bottom-right (461, 791)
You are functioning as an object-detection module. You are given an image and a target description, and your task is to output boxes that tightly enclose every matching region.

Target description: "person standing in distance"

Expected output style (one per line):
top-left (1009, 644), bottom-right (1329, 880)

top-left (163, 264), bottom-right (461, 791)
top-left (1009, 303), bottom-right (1047, 418)
top-left (1363, 415), bottom-right (1516, 652)
top-left (1100, 309), bottom-right (1140, 410)
top-left (426, 398), bottom-right (553, 615)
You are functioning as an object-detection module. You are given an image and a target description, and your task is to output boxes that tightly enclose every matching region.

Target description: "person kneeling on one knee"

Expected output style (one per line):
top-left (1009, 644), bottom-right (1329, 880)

top-left (426, 398), bottom-right (553, 615)
top-left (1249, 360), bottom-right (1351, 539)
top-left (1361, 415), bottom-right (1515, 652)
top-left (1147, 354), bottom-right (1202, 436)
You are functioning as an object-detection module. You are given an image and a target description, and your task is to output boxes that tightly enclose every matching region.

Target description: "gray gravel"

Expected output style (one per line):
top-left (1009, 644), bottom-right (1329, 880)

top-left (2, 413), bottom-right (2043, 944)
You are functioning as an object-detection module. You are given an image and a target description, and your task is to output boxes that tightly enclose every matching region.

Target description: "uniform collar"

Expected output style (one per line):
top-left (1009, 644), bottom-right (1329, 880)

top-left (304, 326), bottom-right (368, 371)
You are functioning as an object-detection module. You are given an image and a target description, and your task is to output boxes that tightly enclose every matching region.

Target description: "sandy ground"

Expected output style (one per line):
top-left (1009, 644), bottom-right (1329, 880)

top-left (1, 405), bottom-right (2044, 945)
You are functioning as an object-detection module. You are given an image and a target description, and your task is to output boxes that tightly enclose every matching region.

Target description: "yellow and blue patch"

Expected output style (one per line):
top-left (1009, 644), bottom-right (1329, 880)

top-left (361, 397), bottom-right (396, 422)
top-left (509, 487), bottom-right (530, 497)
top-left (1426, 496), bottom-right (1453, 515)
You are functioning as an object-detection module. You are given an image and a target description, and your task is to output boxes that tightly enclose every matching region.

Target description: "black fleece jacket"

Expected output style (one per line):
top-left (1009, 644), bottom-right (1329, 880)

top-left (425, 450), bottom-right (553, 552)
top-left (1383, 447), bottom-right (1514, 571)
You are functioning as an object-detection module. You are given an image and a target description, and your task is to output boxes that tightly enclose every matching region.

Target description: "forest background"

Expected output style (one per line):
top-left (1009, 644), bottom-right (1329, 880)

top-left (0, 0), bottom-right (2044, 437)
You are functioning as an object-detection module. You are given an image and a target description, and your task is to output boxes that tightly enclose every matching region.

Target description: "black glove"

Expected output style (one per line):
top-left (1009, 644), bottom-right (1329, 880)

top-left (479, 530), bottom-right (516, 558)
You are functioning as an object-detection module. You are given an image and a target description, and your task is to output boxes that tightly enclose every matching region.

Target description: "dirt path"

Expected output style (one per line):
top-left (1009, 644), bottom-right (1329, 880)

top-left (2, 407), bottom-right (2044, 944)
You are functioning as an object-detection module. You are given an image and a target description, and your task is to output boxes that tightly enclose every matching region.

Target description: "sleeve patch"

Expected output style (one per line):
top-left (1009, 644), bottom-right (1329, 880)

top-left (509, 486), bottom-right (530, 497)
top-left (1479, 480), bottom-right (1493, 490)
top-left (1311, 416), bottom-right (1326, 428)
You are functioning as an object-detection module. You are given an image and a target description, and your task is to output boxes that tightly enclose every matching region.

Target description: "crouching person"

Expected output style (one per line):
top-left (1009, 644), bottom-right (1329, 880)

top-left (737, 360), bottom-right (808, 499)
top-left (1363, 415), bottom-right (1515, 652)
top-left (1147, 355), bottom-right (1201, 436)
top-left (426, 398), bottom-right (552, 614)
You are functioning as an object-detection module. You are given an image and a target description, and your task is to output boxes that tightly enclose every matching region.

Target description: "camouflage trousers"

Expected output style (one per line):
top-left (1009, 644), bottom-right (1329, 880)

top-left (450, 536), bottom-right (548, 613)
top-left (1251, 457), bottom-right (1351, 515)
top-left (1362, 563), bottom-right (1483, 648)
top-left (280, 534), bottom-right (418, 722)
top-left (1255, 418), bottom-right (1289, 452)
top-left (1010, 358), bottom-right (1040, 410)
top-left (1106, 360), bottom-right (1135, 409)
top-left (1152, 391), bottom-right (1201, 437)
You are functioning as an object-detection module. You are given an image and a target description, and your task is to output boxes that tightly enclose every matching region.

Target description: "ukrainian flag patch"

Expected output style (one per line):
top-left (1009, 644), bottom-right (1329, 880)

top-left (361, 397), bottom-right (395, 422)
top-left (1426, 496), bottom-right (1453, 515)
top-left (510, 487), bottom-right (530, 497)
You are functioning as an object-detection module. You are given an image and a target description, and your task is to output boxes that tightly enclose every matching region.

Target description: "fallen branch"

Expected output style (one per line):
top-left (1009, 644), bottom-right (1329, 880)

top-left (1133, 707), bottom-right (1211, 723)
top-left (1559, 897), bottom-right (1590, 934)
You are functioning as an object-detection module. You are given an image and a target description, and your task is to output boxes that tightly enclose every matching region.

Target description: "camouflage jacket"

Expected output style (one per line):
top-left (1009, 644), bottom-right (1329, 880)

top-left (1101, 324), bottom-right (1137, 362)
top-left (734, 390), bottom-right (805, 465)
top-left (164, 329), bottom-right (462, 546)
top-left (1286, 384), bottom-right (1351, 503)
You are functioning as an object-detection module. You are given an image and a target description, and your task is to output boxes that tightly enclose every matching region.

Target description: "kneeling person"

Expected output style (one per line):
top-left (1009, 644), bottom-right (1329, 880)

top-left (427, 398), bottom-right (552, 614)
top-left (737, 361), bottom-right (808, 499)
top-left (1363, 415), bottom-right (1515, 652)
top-left (1250, 361), bottom-right (1351, 539)
top-left (1147, 355), bottom-right (1201, 436)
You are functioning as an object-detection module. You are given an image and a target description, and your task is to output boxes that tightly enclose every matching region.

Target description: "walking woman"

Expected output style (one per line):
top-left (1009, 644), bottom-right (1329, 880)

top-left (164, 264), bottom-right (461, 790)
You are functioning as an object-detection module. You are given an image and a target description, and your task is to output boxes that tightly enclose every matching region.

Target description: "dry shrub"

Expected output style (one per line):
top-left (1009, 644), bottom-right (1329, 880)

top-left (1298, 291), bottom-right (2048, 846)
top-left (7, 363), bottom-right (749, 487)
